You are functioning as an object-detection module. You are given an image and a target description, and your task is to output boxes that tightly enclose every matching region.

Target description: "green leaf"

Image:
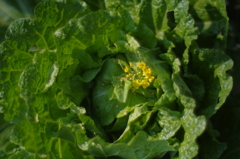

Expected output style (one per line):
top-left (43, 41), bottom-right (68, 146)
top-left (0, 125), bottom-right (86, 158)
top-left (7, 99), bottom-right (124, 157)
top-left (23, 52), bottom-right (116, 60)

top-left (189, 0), bottom-right (228, 49)
top-left (171, 57), bottom-right (206, 159)
top-left (77, 131), bottom-right (175, 159)
top-left (197, 131), bottom-right (226, 159)
top-left (157, 107), bottom-right (181, 140)
top-left (0, 0), bottom-right (233, 158)
top-left (8, 150), bottom-right (36, 159)
top-left (112, 79), bottom-right (132, 103)
top-left (190, 49), bottom-right (233, 118)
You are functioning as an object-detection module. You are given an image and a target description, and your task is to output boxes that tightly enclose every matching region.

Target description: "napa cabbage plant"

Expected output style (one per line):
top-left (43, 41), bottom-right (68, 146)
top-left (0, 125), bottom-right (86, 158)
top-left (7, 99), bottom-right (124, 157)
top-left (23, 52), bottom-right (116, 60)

top-left (0, 0), bottom-right (233, 158)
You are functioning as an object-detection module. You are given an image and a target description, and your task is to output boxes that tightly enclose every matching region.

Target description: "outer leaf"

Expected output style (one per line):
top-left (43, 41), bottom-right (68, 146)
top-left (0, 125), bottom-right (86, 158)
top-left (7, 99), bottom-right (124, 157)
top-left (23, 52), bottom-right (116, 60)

top-left (171, 57), bottom-right (206, 159)
top-left (189, 0), bottom-right (229, 50)
top-left (77, 131), bottom-right (175, 159)
top-left (157, 107), bottom-right (181, 140)
top-left (197, 131), bottom-right (226, 159)
top-left (190, 49), bottom-right (233, 118)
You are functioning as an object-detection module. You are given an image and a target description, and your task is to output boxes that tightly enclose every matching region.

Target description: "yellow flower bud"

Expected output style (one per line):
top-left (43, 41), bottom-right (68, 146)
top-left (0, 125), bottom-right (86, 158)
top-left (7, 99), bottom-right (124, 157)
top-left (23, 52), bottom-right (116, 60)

top-left (142, 80), bottom-right (150, 89)
top-left (126, 74), bottom-right (132, 78)
top-left (148, 76), bottom-right (155, 83)
top-left (133, 79), bottom-right (141, 89)
top-left (146, 68), bottom-right (152, 74)
top-left (130, 62), bottom-right (133, 67)
top-left (144, 74), bottom-right (151, 79)
top-left (138, 62), bottom-right (146, 69)
top-left (124, 66), bottom-right (130, 73)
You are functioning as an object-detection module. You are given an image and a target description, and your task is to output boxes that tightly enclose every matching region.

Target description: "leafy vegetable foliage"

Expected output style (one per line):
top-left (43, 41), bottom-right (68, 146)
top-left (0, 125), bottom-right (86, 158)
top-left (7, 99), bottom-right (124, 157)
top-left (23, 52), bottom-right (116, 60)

top-left (0, 0), bottom-right (232, 158)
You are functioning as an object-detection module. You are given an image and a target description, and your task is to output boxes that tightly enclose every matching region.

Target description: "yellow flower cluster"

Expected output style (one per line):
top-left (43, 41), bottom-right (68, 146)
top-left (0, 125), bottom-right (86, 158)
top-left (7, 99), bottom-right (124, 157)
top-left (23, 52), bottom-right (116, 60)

top-left (123, 62), bottom-right (155, 89)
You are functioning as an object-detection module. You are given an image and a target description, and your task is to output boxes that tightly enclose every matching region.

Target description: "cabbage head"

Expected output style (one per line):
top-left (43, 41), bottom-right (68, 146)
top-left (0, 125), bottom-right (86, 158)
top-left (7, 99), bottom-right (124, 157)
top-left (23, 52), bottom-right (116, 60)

top-left (0, 0), bottom-right (233, 158)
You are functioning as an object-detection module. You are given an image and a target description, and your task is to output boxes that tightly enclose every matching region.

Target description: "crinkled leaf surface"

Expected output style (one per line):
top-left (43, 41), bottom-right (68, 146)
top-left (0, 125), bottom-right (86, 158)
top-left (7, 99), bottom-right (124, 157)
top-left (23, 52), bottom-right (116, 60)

top-left (0, 0), bottom-right (232, 158)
